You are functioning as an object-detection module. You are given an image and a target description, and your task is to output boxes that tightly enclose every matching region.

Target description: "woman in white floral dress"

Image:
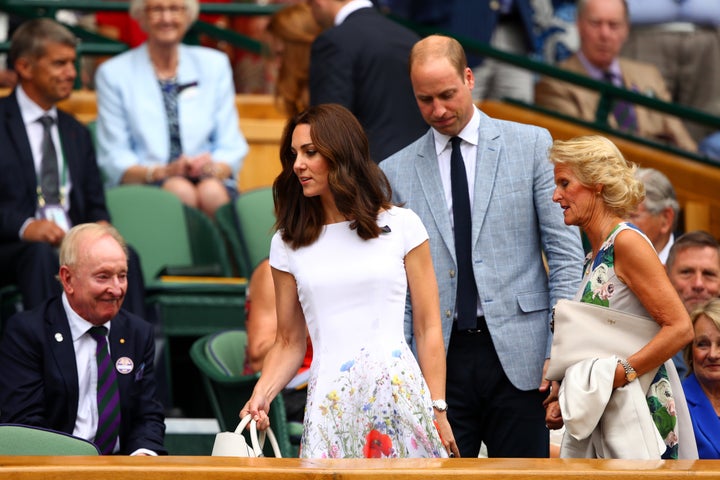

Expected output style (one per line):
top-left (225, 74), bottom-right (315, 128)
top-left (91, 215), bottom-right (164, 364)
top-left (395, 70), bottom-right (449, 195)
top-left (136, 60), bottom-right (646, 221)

top-left (240, 104), bottom-right (458, 458)
top-left (545, 135), bottom-right (695, 459)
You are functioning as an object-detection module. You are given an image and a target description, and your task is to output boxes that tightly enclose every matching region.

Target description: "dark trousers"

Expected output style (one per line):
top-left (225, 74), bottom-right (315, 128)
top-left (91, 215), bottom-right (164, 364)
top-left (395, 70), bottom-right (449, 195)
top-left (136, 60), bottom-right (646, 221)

top-left (0, 241), bottom-right (146, 318)
top-left (446, 326), bottom-right (549, 458)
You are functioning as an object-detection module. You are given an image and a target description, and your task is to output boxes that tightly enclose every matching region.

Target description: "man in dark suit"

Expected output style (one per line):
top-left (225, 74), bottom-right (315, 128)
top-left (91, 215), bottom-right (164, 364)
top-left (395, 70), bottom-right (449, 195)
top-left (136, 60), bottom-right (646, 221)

top-left (0, 223), bottom-right (166, 455)
top-left (0, 18), bottom-right (144, 315)
top-left (308, 0), bottom-right (427, 163)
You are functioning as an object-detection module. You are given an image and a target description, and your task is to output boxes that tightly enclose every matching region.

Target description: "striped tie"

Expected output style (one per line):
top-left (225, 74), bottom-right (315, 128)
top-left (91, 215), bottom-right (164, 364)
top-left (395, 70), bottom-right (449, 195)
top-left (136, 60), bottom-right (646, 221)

top-left (603, 71), bottom-right (638, 133)
top-left (89, 326), bottom-right (121, 454)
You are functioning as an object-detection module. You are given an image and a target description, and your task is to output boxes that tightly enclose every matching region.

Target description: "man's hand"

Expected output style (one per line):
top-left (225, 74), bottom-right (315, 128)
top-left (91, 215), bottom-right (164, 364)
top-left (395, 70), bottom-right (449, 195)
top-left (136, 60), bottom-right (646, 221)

top-left (540, 358), bottom-right (564, 429)
top-left (22, 219), bottom-right (65, 246)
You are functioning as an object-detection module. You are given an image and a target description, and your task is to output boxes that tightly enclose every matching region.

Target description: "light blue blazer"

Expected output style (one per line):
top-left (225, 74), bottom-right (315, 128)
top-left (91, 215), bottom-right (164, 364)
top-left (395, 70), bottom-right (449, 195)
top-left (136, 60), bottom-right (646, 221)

top-left (95, 44), bottom-right (248, 187)
top-left (683, 373), bottom-right (720, 459)
top-left (381, 108), bottom-right (584, 391)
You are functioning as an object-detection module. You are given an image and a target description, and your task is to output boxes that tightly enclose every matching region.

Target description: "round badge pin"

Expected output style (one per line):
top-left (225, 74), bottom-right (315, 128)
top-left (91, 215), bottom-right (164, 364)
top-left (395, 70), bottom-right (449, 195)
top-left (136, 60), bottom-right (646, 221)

top-left (54, 333), bottom-right (63, 342)
top-left (115, 357), bottom-right (134, 375)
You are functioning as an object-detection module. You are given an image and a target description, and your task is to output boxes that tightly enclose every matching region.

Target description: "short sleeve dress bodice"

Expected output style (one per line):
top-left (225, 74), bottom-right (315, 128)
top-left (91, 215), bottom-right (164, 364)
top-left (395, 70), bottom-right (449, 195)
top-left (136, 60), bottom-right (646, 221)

top-left (575, 222), bottom-right (682, 459)
top-left (269, 206), bottom-right (446, 459)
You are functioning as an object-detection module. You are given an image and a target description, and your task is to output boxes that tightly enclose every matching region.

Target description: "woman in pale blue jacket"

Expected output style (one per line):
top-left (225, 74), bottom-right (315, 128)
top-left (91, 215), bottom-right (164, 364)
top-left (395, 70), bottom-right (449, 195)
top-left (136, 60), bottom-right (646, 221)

top-left (95, 0), bottom-right (248, 217)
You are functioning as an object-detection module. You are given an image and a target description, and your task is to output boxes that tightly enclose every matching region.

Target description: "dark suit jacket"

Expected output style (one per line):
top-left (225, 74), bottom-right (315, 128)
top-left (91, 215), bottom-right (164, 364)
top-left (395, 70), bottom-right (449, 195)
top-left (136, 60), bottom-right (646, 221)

top-left (683, 373), bottom-right (720, 459)
top-left (0, 297), bottom-right (166, 455)
top-left (309, 7), bottom-right (427, 163)
top-left (0, 90), bottom-right (109, 243)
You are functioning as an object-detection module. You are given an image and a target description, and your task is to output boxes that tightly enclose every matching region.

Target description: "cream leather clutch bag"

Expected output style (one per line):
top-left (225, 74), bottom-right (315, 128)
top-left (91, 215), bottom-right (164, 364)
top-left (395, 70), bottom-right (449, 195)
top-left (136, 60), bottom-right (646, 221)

top-left (547, 299), bottom-right (660, 382)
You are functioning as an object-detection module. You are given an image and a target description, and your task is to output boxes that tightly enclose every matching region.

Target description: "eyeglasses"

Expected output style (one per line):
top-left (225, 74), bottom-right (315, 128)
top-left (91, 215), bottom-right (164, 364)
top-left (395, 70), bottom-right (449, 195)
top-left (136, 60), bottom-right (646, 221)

top-left (145, 4), bottom-right (187, 18)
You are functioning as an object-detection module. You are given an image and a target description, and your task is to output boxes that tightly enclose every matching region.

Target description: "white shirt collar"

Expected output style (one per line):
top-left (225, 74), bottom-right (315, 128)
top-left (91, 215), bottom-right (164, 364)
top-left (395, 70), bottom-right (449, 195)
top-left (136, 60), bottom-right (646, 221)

top-left (62, 292), bottom-right (112, 342)
top-left (576, 50), bottom-right (622, 83)
top-left (16, 84), bottom-right (58, 126)
top-left (335, 0), bottom-right (374, 26)
top-left (658, 233), bottom-right (674, 265)
top-left (432, 106), bottom-right (481, 157)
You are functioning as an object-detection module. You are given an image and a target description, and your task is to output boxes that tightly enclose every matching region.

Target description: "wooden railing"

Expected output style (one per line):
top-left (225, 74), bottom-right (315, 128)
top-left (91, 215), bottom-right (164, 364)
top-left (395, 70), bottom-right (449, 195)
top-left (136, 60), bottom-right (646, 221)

top-left (0, 456), bottom-right (716, 480)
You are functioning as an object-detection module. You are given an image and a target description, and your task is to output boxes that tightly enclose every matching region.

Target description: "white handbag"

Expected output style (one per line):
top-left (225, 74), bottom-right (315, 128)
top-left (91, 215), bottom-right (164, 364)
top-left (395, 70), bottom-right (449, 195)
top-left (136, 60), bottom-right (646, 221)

top-left (211, 414), bottom-right (283, 457)
top-left (547, 299), bottom-right (661, 384)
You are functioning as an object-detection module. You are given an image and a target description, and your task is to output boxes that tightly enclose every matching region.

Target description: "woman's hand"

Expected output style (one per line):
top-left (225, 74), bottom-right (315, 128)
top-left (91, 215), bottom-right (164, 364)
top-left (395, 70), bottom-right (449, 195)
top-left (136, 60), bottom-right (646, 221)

top-left (434, 413), bottom-right (460, 458)
top-left (186, 153), bottom-right (213, 179)
top-left (165, 155), bottom-right (189, 177)
top-left (239, 393), bottom-right (271, 431)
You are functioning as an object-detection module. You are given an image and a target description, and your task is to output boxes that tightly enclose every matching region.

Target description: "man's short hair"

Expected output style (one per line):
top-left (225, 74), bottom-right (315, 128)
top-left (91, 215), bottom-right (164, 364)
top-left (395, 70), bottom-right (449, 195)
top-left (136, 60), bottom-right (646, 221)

top-left (666, 230), bottom-right (720, 270)
top-left (635, 167), bottom-right (679, 230)
top-left (8, 18), bottom-right (77, 70)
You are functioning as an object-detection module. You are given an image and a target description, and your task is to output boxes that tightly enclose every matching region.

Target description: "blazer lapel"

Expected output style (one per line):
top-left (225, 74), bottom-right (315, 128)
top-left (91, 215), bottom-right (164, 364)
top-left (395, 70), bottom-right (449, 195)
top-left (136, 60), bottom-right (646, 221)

top-left (57, 113), bottom-right (78, 196)
top-left (109, 314), bottom-right (139, 395)
top-left (470, 111), bottom-right (501, 247)
top-left (413, 132), bottom-right (456, 258)
top-left (46, 300), bottom-right (80, 424)
top-left (5, 92), bottom-right (38, 191)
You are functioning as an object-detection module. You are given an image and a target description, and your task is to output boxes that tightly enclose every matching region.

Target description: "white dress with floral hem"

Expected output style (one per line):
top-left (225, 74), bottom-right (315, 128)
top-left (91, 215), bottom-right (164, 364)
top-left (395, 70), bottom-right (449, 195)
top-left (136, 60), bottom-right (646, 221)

top-left (269, 206), bottom-right (446, 459)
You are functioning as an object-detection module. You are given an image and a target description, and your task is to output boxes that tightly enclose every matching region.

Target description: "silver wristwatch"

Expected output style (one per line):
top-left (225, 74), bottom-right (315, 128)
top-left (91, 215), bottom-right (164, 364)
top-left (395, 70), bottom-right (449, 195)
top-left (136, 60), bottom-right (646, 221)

top-left (618, 359), bottom-right (638, 383)
top-left (432, 399), bottom-right (448, 412)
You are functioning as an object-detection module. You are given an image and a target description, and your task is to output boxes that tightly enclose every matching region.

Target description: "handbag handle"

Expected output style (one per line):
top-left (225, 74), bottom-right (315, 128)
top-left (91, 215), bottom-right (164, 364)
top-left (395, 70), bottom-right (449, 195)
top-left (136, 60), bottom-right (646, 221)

top-left (237, 414), bottom-right (283, 458)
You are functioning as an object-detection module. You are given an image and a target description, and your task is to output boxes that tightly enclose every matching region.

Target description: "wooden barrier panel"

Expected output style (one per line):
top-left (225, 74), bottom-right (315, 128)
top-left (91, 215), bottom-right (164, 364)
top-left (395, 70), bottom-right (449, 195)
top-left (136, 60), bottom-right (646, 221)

top-left (480, 100), bottom-right (720, 238)
top-left (0, 456), bottom-right (716, 480)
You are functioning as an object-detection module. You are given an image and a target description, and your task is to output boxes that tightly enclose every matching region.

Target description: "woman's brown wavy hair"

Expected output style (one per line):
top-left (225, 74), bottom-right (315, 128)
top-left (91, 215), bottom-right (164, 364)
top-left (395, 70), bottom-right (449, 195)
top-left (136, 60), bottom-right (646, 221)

top-left (273, 104), bottom-right (393, 249)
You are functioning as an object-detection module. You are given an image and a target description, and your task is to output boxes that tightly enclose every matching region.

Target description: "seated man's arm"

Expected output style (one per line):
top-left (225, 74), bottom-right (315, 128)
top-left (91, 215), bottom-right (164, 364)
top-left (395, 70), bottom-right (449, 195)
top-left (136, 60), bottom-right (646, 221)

top-left (534, 76), bottom-right (583, 118)
top-left (0, 314), bottom-right (50, 426)
top-left (123, 320), bottom-right (167, 455)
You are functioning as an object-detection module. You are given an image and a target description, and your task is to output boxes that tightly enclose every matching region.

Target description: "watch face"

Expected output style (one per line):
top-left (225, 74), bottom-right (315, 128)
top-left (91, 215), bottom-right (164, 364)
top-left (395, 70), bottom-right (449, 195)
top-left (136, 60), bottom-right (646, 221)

top-left (626, 371), bottom-right (638, 382)
top-left (432, 400), bottom-right (448, 411)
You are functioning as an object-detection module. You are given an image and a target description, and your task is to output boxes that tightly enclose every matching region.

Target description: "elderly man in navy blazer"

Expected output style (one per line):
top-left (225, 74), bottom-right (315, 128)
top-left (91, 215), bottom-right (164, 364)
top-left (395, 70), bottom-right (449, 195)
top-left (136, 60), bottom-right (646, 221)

top-left (381, 35), bottom-right (584, 458)
top-left (0, 223), bottom-right (166, 455)
top-left (0, 18), bottom-right (145, 316)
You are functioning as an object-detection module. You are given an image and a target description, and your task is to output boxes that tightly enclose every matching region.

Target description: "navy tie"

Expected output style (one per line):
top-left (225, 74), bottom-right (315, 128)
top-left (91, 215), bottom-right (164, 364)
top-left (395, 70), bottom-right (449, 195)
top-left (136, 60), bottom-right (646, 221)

top-left (89, 326), bottom-right (121, 455)
top-left (450, 137), bottom-right (478, 329)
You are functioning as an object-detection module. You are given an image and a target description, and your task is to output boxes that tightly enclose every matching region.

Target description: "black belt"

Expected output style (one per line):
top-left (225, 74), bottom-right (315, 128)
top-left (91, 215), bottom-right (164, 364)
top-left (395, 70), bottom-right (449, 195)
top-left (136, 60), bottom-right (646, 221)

top-left (452, 316), bottom-right (488, 334)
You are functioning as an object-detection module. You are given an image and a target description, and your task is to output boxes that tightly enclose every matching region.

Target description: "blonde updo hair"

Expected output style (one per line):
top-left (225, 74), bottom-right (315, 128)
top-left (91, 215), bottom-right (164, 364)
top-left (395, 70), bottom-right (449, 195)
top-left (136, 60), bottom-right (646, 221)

top-left (549, 135), bottom-right (644, 218)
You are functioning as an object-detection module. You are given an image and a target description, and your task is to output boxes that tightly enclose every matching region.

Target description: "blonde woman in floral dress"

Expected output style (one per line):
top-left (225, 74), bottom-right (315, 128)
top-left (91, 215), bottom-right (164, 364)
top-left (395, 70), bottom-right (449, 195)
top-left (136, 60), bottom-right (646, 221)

top-left (546, 135), bottom-right (696, 459)
top-left (240, 104), bottom-right (458, 459)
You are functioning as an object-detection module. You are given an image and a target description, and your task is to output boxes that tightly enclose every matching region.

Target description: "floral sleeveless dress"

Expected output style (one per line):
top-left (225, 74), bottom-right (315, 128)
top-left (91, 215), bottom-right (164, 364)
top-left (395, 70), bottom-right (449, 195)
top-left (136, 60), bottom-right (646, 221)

top-left (576, 222), bottom-right (680, 459)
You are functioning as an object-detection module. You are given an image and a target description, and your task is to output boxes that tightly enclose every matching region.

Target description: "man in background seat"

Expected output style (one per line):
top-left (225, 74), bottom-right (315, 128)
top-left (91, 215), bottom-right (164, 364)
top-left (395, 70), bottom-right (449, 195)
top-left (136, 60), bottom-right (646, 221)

top-left (0, 18), bottom-right (145, 316)
top-left (535, 0), bottom-right (697, 153)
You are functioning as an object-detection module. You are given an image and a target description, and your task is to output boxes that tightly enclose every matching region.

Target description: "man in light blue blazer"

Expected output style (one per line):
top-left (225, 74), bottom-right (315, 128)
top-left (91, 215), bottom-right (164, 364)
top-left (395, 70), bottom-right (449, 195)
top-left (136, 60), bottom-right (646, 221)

top-left (380, 35), bottom-right (584, 458)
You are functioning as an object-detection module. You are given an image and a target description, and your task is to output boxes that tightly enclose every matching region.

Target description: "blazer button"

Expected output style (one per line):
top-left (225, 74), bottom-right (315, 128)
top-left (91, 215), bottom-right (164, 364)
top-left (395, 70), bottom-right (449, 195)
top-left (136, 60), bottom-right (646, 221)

top-left (445, 310), bottom-right (452, 318)
top-left (490, 0), bottom-right (500, 11)
top-left (449, 269), bottom-right (456, 278)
